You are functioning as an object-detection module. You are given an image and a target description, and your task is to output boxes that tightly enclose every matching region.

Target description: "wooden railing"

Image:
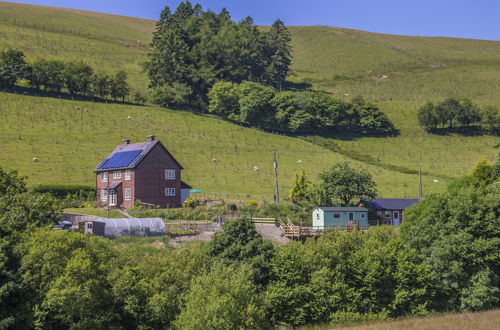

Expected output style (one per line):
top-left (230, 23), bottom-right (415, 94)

top-left (251, 217), bottom-right (276, 225)
top-left (278, 218), bottom-right (369, 238)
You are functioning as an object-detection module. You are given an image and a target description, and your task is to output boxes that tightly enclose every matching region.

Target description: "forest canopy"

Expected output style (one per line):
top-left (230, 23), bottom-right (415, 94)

top-left (148, 1), bottom-right (292, 109)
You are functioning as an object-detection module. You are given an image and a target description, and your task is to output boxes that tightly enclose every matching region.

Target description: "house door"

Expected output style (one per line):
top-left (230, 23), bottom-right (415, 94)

top-left (109, 189), bottom-right (116, 206)
top-left (349, 213), bottom-right (354, 221)
top-left (393, 211), bottom-right (400, 225)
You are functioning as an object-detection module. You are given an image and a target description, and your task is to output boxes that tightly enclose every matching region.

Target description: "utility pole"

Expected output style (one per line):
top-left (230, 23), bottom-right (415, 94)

top-left (273, 149), bottom-right (280, 203)
top-left (418, 156), bottom-right (423, 199)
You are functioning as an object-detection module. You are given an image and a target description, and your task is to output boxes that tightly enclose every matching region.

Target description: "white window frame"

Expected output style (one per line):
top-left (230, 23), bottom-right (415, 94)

top-left (113, 171), bottom-right (121, 179)
top-left (124, 188), bottom-right (131, 201)
top-left (393, 211), bottom-right (399, 219)
top-left (333, 213), bottom-right (341, 219)
top-left (125, 170), bottom-right (131, 180)
top-left (385, 211), bottom-right (392, 218)
top-left (165, 169), bottom-right (176, 180)
top-left (101, 172), bottom-right (108, 182)
top-left (101, 189), bottom-right (108, 202)
top-left (165, 188), bottom-right (176, 196)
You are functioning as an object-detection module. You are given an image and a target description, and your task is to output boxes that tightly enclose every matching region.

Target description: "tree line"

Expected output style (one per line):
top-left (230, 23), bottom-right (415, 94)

top-left (208, 81), bottom-right (396, 134)
top-left (418, 98), bottom-right (500, 132)
top-left (148, 1), bottom-right (292, 110)
top-left (0, 48), bottom-right (133, 102)
top-left (0, 158), bottom-right (498, 329)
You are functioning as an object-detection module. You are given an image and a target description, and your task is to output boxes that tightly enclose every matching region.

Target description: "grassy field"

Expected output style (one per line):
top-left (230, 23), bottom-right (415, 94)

top-left (0, 2), bottom-right (498, 199)
top-left (0, 93), bottom-right (440, 198)
top-left (326, 309), bottom-right (500, 330)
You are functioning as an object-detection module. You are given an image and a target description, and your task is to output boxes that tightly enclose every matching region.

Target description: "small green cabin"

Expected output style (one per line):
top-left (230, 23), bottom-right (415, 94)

top-left (312, 207), bottom-right (369, 230)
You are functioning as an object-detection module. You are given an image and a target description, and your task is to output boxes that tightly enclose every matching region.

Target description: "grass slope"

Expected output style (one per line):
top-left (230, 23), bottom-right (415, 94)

top-left (0, 2), bottom-right (498, 198)
top-left (0, 93), bottom-right (439, 198)
top-left (329, 309), bottom-right (500, 330)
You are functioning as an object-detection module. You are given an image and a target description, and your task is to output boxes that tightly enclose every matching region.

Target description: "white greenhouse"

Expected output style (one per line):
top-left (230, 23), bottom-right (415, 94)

top-left (83, 217), bottom-right (165, 238)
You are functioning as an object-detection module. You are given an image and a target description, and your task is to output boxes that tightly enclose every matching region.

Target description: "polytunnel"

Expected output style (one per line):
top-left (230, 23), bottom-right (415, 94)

top-left (94, 217), bottom-right (165, 238)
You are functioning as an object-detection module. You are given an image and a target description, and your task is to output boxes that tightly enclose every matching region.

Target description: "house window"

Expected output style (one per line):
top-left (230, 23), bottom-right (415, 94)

top-left (113, 171), bottom-right (121, 179)
top-left (125, 170), bottom-right (131, 180)
top-left (385, 211), bottom-right (391, 218)
top-left (362, 213), bottom-right (365, 218)
top-left (377, 211), bottom-right (381, 216)
top-left (101, 189), bottom-right (108, 202)
top-left (316, 213), bottom-right (320, 220)
top-left (101, 172), bottom-right (108, 182)
top-left (333, 213), bottom-right (341, 219)
top-left (165, 188), bottom-right (176, 196)
top-left (124, 188), bottom-right (131, 201)
top-left (165, 169), bottom-right (176, 180)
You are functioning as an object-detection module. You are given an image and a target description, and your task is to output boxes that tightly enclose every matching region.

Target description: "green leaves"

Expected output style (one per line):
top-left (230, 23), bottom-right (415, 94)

top-left (175, 263), bottom-right (268, 330)
top-left (0, 49), bottom-right (29, 89)
top-left (148, 3), bottom-right (292, 109)
top-left (313, 162), bottom-right (377, 206)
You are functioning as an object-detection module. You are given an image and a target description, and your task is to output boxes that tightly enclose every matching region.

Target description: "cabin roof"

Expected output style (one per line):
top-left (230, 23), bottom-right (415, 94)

top-left (364, 198), bottom-right (420, 210)
top-left (316, 207), bottom-right (368, 212)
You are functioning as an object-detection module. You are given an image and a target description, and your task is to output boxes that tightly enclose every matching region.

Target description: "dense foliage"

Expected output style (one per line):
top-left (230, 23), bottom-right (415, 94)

top-left (0, 158), bottom-right (499, 328)
top-left (311, 162), bottom-right (377, 206)
top-left (148, 1), bottom-right (292, 109)
top-left (208, 82), bottom-right (396, 134)
top-left (418, 98), bottom-right (499, 132)
top-left (0, 49), bottom-right (130, 101)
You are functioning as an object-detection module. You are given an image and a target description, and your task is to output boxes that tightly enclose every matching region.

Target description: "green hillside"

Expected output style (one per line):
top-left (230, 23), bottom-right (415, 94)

top-left (0, 1), bottom-right (498, 199)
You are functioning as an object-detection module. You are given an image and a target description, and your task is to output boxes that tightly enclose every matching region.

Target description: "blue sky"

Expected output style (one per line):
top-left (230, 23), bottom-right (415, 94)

top-left (8, 0), bottom-right (500, 40)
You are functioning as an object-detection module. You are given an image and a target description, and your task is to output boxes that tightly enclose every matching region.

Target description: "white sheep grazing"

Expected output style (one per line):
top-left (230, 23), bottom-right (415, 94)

top-left (297, 160), bottom-right (303, 163)
top-left (32, 157), bottom-right (39, 162)
top-left (253, 166), bottom-right (260, 172)
top-left (127, 116), bottom-right (132, 120)
top-left (211, 158), bottom-right (218, 163)
top-left (433, 179), bottom-right (439, 183)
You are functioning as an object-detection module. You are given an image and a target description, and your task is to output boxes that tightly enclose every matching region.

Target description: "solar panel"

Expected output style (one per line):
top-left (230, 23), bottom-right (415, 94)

top-left (98, 150), bottom-right (142, 169)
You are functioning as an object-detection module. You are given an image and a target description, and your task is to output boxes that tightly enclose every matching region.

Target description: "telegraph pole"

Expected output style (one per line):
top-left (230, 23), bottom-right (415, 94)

top-left (273, 149), bottom-right (280, 203)
top-left (418, 156), bottom-right (423, 199)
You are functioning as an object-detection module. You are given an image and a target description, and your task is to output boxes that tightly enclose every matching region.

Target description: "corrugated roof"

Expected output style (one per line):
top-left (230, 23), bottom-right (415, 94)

top-left (365, 198), bottom-right (420, 210)
top-left (316, 207), bottom-right (368, 212)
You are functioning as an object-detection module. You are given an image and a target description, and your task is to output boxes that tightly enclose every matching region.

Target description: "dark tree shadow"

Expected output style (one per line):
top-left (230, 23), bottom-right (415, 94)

top-left (283, 80), bottom-right (312, 91)
top-left (426, 126), bottom-right (494, 137)
top-left (0, 86), bottom-right (146, 107)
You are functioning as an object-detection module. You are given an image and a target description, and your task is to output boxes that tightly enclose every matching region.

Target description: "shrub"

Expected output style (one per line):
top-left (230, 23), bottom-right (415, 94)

top-left (32, 184), bottom-right (94, 200)
top-left (183, 198), bottom-right (198, 208)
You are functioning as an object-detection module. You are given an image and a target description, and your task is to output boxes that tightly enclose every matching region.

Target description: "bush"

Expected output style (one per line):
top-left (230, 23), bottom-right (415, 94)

top-left (150, 83), bottom-right (193, 108)
top-left (33, 184), bottom-right (94, 199)
top-left (183, 198), bottom-right (198, 208)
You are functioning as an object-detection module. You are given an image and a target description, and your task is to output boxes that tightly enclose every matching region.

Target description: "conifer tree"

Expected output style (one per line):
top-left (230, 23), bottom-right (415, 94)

top-left (267, 19), bottom-right (292, 91)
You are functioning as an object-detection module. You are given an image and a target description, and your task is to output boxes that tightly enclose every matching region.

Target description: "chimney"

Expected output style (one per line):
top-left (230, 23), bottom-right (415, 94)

top-left (122, 138), bottom-right (130, 145)
top-left (147, 135), bottom-right (155, 142)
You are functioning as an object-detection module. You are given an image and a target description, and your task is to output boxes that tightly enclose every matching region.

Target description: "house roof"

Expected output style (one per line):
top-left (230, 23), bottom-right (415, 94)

top-left (364, 198), bottom-right (420, 211)
top-left (181, 181), bottom-right (192, 189)
top-left (94, 139), bottom-right (183, 172)
top-left (103, 181), bottom-right (122, 189)
top-left (316, 207), bottom-right (368, 212)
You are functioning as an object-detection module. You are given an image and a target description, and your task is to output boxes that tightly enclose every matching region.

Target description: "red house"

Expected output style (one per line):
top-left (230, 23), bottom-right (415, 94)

top-left (94, 136), bottom-right (191, 209)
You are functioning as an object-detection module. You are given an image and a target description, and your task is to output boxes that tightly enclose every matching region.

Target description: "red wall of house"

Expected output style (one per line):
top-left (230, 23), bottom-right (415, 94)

top-left (95, 142), bottom-right (182, 209)
top-left (134, 144), bottom-right (182, 208)
top-left (95, 169), bottom-right (135, 208)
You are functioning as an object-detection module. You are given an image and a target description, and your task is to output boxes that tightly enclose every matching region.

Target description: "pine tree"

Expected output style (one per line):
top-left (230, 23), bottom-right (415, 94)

top-left (267, 19), bottom-right (292, 91)
top-left (289, 169), bottom-right (311, 203)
